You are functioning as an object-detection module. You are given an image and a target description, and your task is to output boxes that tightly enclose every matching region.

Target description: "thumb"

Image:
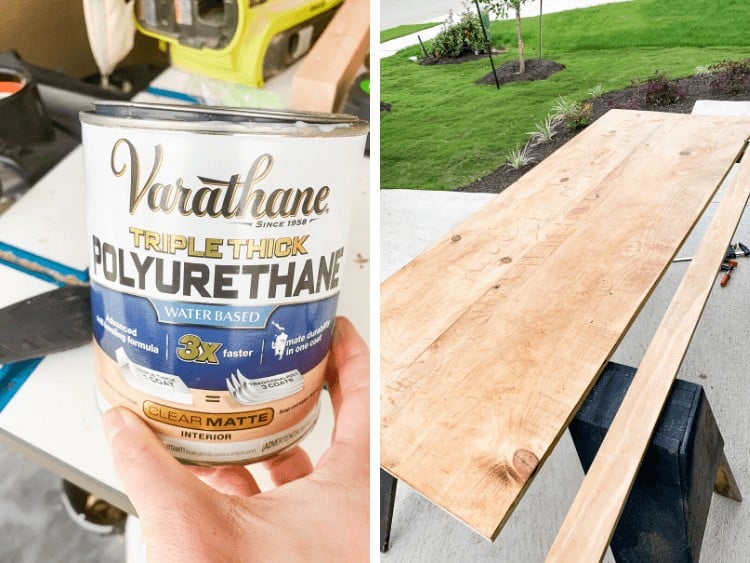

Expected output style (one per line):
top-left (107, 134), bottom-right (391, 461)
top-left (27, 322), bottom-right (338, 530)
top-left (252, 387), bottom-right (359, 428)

top-left (103, 407), bottom-right (210, 521)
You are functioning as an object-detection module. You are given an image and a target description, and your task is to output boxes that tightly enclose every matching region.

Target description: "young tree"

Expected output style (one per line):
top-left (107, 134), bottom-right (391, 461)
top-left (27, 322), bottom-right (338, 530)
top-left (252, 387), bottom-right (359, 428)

top-left (479, 0), bottom-right (530, 73)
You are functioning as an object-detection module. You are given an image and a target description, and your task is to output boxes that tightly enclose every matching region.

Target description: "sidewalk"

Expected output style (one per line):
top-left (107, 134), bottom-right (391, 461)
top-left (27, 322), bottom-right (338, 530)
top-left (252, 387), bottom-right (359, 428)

top-left (380, 0), bottom-right (633, 59)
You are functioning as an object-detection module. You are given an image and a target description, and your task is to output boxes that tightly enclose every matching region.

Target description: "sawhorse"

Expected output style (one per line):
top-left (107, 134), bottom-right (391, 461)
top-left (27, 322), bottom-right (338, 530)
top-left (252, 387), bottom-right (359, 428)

top-left (380, 362), bottom-right (741, 560)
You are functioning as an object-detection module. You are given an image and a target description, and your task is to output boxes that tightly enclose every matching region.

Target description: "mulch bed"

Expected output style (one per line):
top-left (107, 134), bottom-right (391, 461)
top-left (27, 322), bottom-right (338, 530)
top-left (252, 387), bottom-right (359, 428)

top-left (458, 71), bottom-right (750, 193)
top-left (420, 52), bottom-right (489, 66)
top-left (476, 58), bottom-right (565, 86)
top-left (419, 48), bottom-right (507, 66)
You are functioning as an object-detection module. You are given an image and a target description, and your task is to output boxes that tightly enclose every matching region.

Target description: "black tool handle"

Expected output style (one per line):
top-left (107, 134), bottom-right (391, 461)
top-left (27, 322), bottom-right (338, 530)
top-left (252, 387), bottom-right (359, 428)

top-left (0, 285), bottom-right (91, 364)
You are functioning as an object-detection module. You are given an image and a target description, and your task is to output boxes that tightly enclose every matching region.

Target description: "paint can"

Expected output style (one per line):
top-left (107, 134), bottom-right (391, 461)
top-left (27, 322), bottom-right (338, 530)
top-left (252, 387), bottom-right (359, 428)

top-left (0, 67), bottom-right (53, 146)
top-left (80, 101), bottom-right (368, 464)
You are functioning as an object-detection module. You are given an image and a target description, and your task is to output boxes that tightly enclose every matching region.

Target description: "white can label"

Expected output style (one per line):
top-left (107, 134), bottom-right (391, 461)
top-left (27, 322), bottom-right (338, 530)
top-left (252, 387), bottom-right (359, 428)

top-left (82, 122), bottom-right (365, 464)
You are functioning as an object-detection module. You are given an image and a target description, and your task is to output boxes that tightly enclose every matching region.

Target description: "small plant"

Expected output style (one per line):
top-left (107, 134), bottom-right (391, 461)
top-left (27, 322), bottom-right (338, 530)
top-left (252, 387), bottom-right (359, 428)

top-left (429, 8), bottom-right (488, 59)
top-left (635, 71), bottom-right (684, 106)
top-left (587, 84), bottom-right (604, 98)
top-left (550, 97), bottom-right (592, 130)
top-left (505, 143), bottom-right (535, 170)
top-left (551, 95), bottom-right (577, 115)
top-left (708, 59), bottom-right (750, 95)
top-left (550, 96), bottom-right (578, 123)
top-left (694, 65), bottom-right (712, 75)
top-left (568, 101), bottom-right (593, 129)
top-left (527, 116), bottom-right (557, 145)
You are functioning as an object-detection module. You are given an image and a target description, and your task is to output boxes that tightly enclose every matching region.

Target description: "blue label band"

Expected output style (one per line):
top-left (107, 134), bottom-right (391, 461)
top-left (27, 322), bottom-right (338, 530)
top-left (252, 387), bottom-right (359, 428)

top-left (91, 283), bottom-right (338, 391)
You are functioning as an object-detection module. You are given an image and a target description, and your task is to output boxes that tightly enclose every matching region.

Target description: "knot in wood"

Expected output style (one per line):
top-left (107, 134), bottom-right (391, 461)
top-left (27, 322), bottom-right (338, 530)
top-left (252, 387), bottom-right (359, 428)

top-left (512, 449), bottom-right (539, 480)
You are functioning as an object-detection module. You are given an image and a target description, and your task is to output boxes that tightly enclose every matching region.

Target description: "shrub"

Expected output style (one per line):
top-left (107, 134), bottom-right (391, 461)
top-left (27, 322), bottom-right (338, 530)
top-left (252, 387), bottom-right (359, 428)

top-left (634, 71), bottom-right (684, 106)
top-left (607, 96), bottom-right (640, 111)
top-left (430, 8), bottom-right (489, 59)
top-left (708, 59), bottom-right (750, 95)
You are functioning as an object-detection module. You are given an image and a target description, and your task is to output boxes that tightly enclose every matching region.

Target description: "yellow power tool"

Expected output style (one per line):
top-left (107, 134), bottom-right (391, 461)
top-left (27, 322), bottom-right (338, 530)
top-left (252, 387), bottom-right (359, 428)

top-left (134, 0), bottom-right (343, 87)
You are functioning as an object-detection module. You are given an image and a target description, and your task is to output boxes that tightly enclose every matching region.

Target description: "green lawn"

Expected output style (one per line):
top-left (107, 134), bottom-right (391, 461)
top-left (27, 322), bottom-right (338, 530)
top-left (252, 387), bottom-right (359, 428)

top-left (381, 22), bottom-right (439, 43)
top-left (381, 0), bottom-right (750, 190)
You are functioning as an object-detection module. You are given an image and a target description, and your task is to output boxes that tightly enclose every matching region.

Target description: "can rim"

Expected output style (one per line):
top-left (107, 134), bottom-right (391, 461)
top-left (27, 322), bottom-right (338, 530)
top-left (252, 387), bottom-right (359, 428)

top-left (80, 101), bottom-right (369, 137)
top-left (0, 67), bottom-right (28, 99)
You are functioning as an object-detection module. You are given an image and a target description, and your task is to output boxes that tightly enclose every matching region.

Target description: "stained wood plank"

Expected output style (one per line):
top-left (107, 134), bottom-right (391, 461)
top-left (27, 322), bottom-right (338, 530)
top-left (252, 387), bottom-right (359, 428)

top-left (380, 111), bottom-right (750, 540)
top-left (546, 151), bottom-right (750, 562)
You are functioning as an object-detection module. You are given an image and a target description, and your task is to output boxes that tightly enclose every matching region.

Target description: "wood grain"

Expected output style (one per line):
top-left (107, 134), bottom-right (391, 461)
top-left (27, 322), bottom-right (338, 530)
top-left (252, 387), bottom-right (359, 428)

top-left (289, 0), bottom-right (369, 112)
top-left (381, 110), bottom-right (666, 394)
top-left (381, 111), bottom-right (750, 540)
top-left (546, 151), bottom-right (750, 562)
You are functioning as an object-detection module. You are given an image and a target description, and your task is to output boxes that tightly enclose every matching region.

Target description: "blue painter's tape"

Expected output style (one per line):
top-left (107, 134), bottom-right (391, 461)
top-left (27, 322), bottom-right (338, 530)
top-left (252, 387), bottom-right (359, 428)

top-left (0, 241), bottom-right (88, 287)
top-left (0, 358), bottom-right (44, 412)
top-left (145, 86), bottom-right (203, 105)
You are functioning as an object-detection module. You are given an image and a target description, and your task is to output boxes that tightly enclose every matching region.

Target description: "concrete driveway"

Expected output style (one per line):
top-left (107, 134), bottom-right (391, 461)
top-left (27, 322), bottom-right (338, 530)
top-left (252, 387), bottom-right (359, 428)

top-left (380, 0), bottom-right (632, 32)
top-left (380, 0), bottom-right (461, 30)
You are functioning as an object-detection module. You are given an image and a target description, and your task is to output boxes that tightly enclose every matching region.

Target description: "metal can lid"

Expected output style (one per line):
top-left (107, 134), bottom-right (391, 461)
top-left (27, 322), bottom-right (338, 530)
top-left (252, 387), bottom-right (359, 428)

top-left (80, 101), bottom-right (369, 138)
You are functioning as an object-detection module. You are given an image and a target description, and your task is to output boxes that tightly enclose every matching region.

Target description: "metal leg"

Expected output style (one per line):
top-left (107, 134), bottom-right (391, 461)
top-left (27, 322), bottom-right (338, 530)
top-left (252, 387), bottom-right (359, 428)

top-left (380, 469), bottom-right (398, 553)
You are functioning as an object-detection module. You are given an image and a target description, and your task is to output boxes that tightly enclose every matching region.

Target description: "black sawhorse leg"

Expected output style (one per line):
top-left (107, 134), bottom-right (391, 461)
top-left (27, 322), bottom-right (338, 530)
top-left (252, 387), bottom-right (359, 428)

top-left (380, 468), bottom-right (398, 553)
top-left (570, 361), bottom-right (741, 562)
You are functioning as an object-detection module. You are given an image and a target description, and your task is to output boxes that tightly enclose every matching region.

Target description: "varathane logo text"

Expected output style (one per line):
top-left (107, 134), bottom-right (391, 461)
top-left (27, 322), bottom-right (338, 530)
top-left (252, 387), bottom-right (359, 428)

top-left (110, 138), bottom-right (330, 219)
top-left (90, 138), bottom-right (344, 301)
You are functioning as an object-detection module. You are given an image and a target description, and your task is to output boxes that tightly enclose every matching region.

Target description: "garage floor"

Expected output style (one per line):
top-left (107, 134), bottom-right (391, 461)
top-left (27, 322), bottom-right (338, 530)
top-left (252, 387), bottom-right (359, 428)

top-left (0, 442), bottom-right (124, 563)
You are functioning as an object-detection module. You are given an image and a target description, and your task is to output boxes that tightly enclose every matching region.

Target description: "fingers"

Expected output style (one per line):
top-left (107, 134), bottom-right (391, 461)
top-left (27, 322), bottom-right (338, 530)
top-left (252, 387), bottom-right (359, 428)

top-left (318, 317), bottom-right (370, 478)
top-left (325, 317), bottom-right (370, 418)
top-left (261, 446), bottom-right (313, 487)
top-left (188, 465), bottom-right (262, 496)
top-left (103, 407), bottom-right (211, 520)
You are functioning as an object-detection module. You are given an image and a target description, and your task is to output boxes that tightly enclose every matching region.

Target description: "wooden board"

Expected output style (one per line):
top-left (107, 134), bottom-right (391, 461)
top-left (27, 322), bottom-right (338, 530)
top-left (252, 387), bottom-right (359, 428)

top-left (289, 0), bottom-right (369, 112)
top-left (546, 149), bottom-right (750, 562)
top-left (382, 110), bottom-right (665, 391)
top-left (380, 110), bottom-right (750, 540)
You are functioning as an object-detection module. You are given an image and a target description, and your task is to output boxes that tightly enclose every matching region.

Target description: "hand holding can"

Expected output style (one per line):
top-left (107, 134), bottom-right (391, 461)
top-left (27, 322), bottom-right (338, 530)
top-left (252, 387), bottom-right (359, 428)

top-left (81, 102), bottom-right (368, 465)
